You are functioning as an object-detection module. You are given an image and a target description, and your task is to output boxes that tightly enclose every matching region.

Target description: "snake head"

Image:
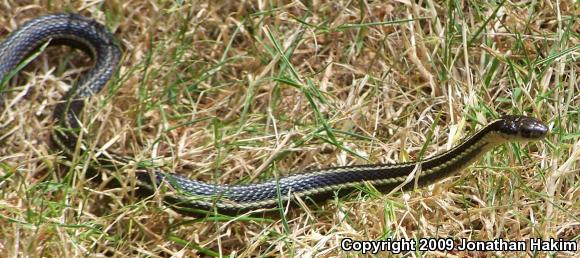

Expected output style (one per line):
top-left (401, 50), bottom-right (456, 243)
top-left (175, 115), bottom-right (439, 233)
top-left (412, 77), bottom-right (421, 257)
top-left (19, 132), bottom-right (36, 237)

top-left (495, 115), bottom-right (548, 142)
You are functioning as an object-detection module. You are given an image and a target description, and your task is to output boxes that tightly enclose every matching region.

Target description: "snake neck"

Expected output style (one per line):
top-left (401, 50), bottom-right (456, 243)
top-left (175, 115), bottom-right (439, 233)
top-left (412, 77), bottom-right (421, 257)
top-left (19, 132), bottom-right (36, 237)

top-left (418, 125), bottom-right (507, 181)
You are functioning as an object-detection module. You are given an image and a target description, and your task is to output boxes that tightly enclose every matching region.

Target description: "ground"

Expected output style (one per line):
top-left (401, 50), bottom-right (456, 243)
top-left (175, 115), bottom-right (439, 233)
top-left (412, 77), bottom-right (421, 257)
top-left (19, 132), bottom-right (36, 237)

top-left (0, 0), bottom-right (578, 257)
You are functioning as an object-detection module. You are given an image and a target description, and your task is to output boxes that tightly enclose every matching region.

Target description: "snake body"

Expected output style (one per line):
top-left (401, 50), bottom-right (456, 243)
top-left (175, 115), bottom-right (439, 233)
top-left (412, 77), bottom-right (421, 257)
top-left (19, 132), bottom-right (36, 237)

top-left (0, 14), bottom-right (548, 214)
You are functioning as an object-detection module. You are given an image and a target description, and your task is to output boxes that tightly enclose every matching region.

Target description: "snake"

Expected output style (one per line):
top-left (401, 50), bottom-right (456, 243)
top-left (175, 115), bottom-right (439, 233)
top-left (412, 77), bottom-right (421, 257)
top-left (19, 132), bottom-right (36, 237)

top-left (0, 13), bottom-right (549, 215)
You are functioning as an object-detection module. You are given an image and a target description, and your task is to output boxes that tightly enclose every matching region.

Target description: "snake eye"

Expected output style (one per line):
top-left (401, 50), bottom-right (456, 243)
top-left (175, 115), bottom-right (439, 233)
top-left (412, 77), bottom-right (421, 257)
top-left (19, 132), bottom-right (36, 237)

top-left (497, 116), bottom-right (519, 135)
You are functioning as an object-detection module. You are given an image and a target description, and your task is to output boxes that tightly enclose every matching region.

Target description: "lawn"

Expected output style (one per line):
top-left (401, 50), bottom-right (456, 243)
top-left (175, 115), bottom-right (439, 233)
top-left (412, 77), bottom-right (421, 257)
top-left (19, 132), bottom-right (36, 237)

top-left (0, 0), bottom-right (578, 257)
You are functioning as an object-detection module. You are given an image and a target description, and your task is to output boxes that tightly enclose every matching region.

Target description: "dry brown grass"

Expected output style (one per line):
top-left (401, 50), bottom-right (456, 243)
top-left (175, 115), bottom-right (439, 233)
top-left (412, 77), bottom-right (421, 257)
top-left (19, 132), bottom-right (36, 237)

top-left (0, 0), bottom-right (578, 257)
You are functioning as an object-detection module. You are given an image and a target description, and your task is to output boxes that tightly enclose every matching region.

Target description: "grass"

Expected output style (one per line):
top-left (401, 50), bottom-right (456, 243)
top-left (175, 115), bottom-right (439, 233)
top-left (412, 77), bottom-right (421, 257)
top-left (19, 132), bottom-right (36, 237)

top-left (0, 0), bottom-right (578, 257)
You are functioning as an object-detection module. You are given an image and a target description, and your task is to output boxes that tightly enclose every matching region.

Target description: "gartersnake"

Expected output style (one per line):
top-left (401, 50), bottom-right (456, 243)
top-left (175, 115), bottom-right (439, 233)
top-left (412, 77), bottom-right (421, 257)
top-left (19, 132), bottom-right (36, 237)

top-left (0, 14), bottom-right (548, 215)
